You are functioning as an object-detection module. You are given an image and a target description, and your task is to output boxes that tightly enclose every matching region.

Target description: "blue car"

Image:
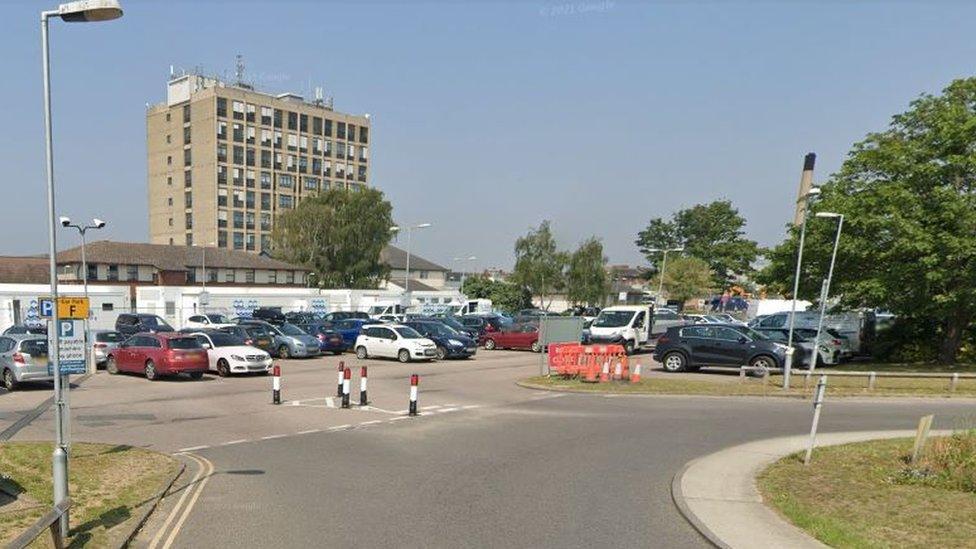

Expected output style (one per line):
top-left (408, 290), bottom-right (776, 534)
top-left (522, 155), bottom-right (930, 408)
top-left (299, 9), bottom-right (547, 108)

top-left (333, 319), bottom-right (371, 350)
top-left (403, 320), bottom-right (478, 360)
top-left (298, 323), bottom-right (346, 355)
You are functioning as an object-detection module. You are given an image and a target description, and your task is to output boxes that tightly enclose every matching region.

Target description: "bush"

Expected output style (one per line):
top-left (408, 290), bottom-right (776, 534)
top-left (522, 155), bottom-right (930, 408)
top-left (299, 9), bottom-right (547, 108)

top-left (897, 430), bottom-right (976, 492)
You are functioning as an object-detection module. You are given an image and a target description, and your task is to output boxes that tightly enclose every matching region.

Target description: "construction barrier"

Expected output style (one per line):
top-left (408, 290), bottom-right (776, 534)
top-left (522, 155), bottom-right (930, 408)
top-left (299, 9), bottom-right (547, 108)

top-left (548, 343), bottom-right (631, 383)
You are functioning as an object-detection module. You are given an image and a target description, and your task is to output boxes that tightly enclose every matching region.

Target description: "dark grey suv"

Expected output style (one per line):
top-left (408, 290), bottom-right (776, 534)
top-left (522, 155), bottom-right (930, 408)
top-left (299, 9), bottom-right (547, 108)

top-left (653, 323), bottom-right (787, 374)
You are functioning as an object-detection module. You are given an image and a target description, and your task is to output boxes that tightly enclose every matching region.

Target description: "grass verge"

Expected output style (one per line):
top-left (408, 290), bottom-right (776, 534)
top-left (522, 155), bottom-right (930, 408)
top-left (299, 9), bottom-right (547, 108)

top-left (0, 442), bottom-right (179, 547)
top-left (757, 434), bottom-right (976, 548)
top-left (521, 373), bottom-right (976, 397)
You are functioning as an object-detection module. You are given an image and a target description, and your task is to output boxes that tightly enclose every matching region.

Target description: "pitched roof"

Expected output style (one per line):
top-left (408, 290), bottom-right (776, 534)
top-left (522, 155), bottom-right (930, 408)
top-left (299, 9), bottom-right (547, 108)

top-left (0, 256), bottom-right (50, 284)
top-left (56, 241), bottom-right (308, 271)
top-left (380, 245), bottom-right (447, 272)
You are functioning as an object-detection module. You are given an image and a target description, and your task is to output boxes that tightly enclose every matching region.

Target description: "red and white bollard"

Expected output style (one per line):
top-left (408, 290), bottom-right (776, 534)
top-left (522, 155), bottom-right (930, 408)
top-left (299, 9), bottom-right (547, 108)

top-left (336, 361), bottom-right (345, 397)
top-left (360, 366), bottom-right (368, 406)
top-left (409, 374), bottom-right (419, 416)
top-left (613, 361), bottom-right (623, 381)
top-left (600, 361), bottom-right (610, 383)
top-left (631, 363), bottom-right (642, 384)
top-left (271, 364), bottom-right (281, 405)
top-left (342, 367), bottom-right (351, 409)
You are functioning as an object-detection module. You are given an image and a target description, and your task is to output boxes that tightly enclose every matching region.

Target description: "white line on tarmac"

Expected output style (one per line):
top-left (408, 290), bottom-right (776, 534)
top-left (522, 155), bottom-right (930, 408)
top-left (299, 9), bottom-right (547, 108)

top-left (461, 405), bottom-right (482, 410)
top-left (359, 420), bottom-right (383, 426)
top-left (149, 453), bottom-right (207, 549)
top-left (389, 416), bottom-right (410, 421)
top-left (328, 424), bottom-right (351, 431)
top-left (261, 434), bottom-right (287, 440)
top-left (297, 429), bottom-right (321, 435)
top-left (160, 453), bottom-right (214, 549)
top-left (355, 405), bottom-right (400, 414)
top-left (438, 407), bottom-right (460, 413)
top-left (221, 439), bottom-right (249, 446)
top-left (176, 445), bottom-right (210, 453)
top-left (326, 397), bottom-right (336, 408)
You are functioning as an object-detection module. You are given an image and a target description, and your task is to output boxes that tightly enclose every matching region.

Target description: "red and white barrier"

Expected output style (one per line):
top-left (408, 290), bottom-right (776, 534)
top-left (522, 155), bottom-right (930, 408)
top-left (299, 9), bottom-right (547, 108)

top-left (631, 363), bottom-right (642, 384)
top-left (613, 361), bottom-right (623, 381)
top-left (600, 361), bottom-right (610, 383)
top-left (360, 366), bottom-right (368, 406)
top-left (337, 361), bottom-right (345, 397)
top-left (272, 364), bottom-right (281, 405)
top-left (342, 367), bottom-right (351, 409)
top-left (409, 374), bottom-right (419, 416)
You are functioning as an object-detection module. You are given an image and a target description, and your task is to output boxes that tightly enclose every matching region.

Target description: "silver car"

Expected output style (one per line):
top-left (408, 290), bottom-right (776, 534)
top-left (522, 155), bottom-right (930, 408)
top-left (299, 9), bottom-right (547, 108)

top-left (92, 329), bottom-right (125, 366)
top-left (0, 334), bottom-right (52, 390)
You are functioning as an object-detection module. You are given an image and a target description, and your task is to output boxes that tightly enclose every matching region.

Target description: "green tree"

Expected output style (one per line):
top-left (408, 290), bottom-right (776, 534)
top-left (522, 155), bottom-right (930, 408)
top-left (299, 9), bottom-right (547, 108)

top-left (650, 256), bottom-right (714, 305)
top-left (566, 237), bottom-right (610, 306)
top-left (461, 276), bottom-right (531, 314)
top-left (760, 77), bottom-right (976, 364)
top-left (271, 188), bottom-right (394, 288)
top-left (511, 221), bottom-right (568, 310)
top-left (636, 201), bottom-right (759, 285)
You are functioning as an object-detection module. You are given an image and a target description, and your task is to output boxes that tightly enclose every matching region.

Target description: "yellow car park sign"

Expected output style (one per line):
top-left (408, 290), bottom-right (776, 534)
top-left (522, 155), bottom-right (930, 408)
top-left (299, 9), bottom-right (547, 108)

top-left (39, 297), bottom-right (90, 319)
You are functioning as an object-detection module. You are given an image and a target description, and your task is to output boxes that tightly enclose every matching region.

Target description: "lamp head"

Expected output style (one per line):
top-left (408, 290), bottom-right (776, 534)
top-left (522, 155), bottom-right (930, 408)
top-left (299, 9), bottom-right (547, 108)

top-left (815, 212), bottom-right (842, 219)
top-left (92, 218), bottom-right (106, 229)
top-left (57, 0), bottom-right (124, 22)
top-left (416, 223), bottom-right (432, 229)
top-left (806, 187), bottom-right (822, 197)
top-left (389, 226), bottom-right (400, 232)
top-left (59, 216), bottom-right (71, 227)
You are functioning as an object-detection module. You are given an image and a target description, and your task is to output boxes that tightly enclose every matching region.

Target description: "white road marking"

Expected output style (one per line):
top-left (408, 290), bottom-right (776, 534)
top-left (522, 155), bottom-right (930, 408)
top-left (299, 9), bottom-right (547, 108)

top-left (297, 429), bottom-right (320, 434)
top-left (328, 424), bottom-right (351, 431)
top-left (326, 397), bottom-right (336, 408)
top-left (176, 445), bottom-right (209, 453)
top-left (221, 439), bottom-right (248, 446)
top-left (260, 434), bottom-right (287, 440)
top-left (359, 420), bottom-right (382, 426)
top-left (149, 453), bottom-right (208, 549)
top-left (389, 416), bottom-right (410, 421)
top-left (461, 405), bottom-right (482, 410)
top-left (160, 453), bottom-right (214, 549)
top-left (438, 407), bottom-right (460, 413)
top-left (291, 401), bottom-right (300, 406)
top-left (355, 405), bottom-right (400, 414)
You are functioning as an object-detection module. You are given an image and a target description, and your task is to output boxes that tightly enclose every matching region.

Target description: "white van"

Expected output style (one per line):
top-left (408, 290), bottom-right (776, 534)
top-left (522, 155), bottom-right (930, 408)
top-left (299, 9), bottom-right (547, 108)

top-left (588, 305), bottom-right (654, 354)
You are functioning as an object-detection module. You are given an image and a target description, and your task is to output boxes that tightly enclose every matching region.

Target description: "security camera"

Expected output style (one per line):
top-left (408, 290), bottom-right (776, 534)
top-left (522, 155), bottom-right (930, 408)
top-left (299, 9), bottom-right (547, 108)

top-left (59, 216), bottom-right (71, 227)
top-left (93, 218), bottom-right (106, 229)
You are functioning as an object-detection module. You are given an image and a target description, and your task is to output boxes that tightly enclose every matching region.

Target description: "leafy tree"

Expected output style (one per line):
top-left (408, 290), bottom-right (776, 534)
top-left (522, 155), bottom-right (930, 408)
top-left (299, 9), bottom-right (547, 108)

top-left (760, 77), bottom-right (976, 364)
top-left (461, 275), bottom-right (531, 314)
top-left (636, 201), bottom-right (759, 284)
top-left (566, 237), bottom-right (610, 306)
top-left (511, 221), bottom-right (568, 310)
top-left (649, 256), bottom-right (714, 305)
top-left (271, 188), bottom-right (394, 288)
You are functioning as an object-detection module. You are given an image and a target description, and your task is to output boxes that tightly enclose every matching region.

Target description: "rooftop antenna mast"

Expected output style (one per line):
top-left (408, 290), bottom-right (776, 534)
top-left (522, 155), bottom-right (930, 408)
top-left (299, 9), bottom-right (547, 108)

top-left (235, 54), bottom-right (245, 86)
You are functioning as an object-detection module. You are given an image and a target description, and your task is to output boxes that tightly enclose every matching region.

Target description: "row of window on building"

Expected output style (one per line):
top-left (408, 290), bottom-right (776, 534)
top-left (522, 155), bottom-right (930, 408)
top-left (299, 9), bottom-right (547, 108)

top-left (216, 122), bottom-right (368, 161)
top-left (214, 98), bottom-right (369, 145)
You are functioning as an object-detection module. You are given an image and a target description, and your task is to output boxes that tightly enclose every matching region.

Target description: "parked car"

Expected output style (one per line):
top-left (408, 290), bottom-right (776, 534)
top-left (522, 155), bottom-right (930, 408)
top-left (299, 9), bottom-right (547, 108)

top-left (376, 314), bottom-right (405, 323)
top-left (116, 313), bottom-right (175, 336)
top-left (411, 315), bottom-right (480, 341)
top-left (2, 325), bottom-right (47, 335)
top-left (753, 327), bottom-right (841, 366)
top-left (331, 318), bottom-right (371, 350)
top-left (709, 313), bottom-right (746, 325)
top-left (183, 313), bottom-right (235, 330)
top-left (188, 331), bottom-right (272, 376)
top-left (403, 320), bottom-right (477, 359)
top-left (354, 324), bottom-right (437, 363)
top-left (106, 333), bottom-right (208, 381)
top-left (681, 314), bottom-right (719, 324)
top-left (322, 311), bottom-right (371, 322)
top-left (285, 311), bottom-right (321, 325)
top-left (0, 334), bottom-right (51, 390)
top-left (246, 321), bottom-right (320, 358)
top-left (298, 323), bottom-right (346, 355)
top-left (484, 323), bottom-right (541, 352)
top-left (217, 324), bottom-right (277, 355)
top-left (251, 307), bottom-right (286, 325)
top-left (91, 330), bottom-right (125, 367)
top-left (654, 324), bottom-right (787, 374)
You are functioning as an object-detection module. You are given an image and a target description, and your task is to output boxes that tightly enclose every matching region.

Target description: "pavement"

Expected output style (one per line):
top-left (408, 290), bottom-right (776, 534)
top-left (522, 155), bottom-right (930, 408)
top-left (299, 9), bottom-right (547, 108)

top-left (2, 351), bottom-right (975, 548)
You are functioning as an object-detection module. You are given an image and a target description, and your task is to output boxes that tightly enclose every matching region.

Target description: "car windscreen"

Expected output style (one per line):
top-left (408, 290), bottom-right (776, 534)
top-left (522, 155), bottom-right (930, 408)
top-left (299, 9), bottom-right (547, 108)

top-left (439, 318), bottom-right (466, 333)
top-left (279, 323), bottom-right (307, 336)
top-left (142, 316), bottom-right (174, 331)
top-left (20, 339), bottom-right (48, 356)
top-left (168, 337), bottom-right (202, 349)
top-left (206, 314), bottom-right (232, 324)
top-left (245, 326), bottom-right (270, 337)
top-left (209, 333), bottom-right (245, 347)
top-left (95, 332), bottom-right (124, 343)
top-left (417, 323), bottom-right (455, 337)
top-left (737, 327), bottom-right (770, 341)
top-left (592, 311), bottom-right (635, 328)
top-left (396, 326), bottom-right (424, 339)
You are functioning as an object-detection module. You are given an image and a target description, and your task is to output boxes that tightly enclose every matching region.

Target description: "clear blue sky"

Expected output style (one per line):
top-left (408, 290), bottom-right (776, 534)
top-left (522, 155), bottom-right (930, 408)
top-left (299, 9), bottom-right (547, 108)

top-left (2, 0), bottom-right (974, 272)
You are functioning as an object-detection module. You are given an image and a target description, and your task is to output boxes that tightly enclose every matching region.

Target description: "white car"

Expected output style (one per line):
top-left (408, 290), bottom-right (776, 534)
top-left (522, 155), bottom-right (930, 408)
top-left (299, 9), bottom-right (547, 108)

top-left (354, 324), bottom-right (437, 363)
top-left (188, 331), bottom-right (272, 376)
top-left (184, 313), bottom-right (236, 330)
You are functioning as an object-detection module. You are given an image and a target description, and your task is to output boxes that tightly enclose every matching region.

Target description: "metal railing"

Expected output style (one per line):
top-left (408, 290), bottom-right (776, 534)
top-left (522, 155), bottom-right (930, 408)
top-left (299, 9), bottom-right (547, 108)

top-left (722, 365), bottom-right (976, 394)
top-left (6, 499), bottom-right (70, 549)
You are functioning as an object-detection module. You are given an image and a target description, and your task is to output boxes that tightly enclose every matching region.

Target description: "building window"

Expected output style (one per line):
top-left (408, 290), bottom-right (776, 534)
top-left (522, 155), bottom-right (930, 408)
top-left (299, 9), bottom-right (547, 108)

top-left (261, 129), bottom-right (272, 147)
top-left (218, 188), bottom-right (228, 207)
top-left (182, 104), bottom-right (191, 123)
top-left (165, 112), bottom-right (171, 122)
top-left (233, 123), bottom-right (244, 142)
top-left (323, 119), bottom-right (332, 136)
top-left (260, 212), bottom-right (272, 230)
top-left (218, 165), bottom-right (228, 185)
top-left (232, 100), bottom-right (244, 120)
top-left (87, 263), bottom-right (97, 280)
top-left (287, 133), bottom-right (297, 151)
top-left (323, 160), bottom-right (331, 177)
top-left (312, 116), bottom-right (322, 134)
top-left (126, 265), bottom-right (139, 281)
top-left (278, 174), bottom-right (294, 189)
top-left (419, 270), bottom-right (429, 279)
top-left (185, 191), bottom-right (192, 208)
top-left (303, 177), bottom-right (319, 191)
top-left (184, 170), bottom-right (192, 187)
top-left (246, 148), bottom-right (255, 167)
top-left (233, 146), bottom-right (244, 165)
top-left (286, 271), bottom-right (295, 284)
top-left (167, 197), bottom-right (173, 206)
top-left (273, 109), bottom-right (282, 128)
top-left (167, 176), bottom-right (172, 186)
top-left (261, 106), bottom-right (272, 126)
top-left (312, 158), bottom-right (321, 174)
top-left (183, 125), bottom-right (191, 145)
top-left (183, 148), bottom-right (192, 166)
top-left (187, 268), bottom-right (196, 284)
top-left (168, 217), bottom-right (173, 226)
top-left (167, 155), bottom-right (172, 165)
top-left (245, 269), bottom-right (255, 283)
top-left (217, 98), bottom-right (227, 117)
top-left (102, 303), bottom-right (114, 311)
top-left (233, 232), bottom-right (244, 251)
top-left (261, 149), bottom-right (272, 168)
top-left (107, 264), bottom-right (119, 281)
top-left (246, 234), bottom-right (255, 251)
top-left (166, 134), bottom-right (171, 144)
top-left (217, 143), bottom-right (227, 162)
top-left (337, 122), bottom-right (346, 139)
top-left (233, 168), bottom-right (243, 186)
top-left (274, 130), bottom-right (282, 148)
top-left (246, 126), bottom-right (255, 145)
top-left (246, 170), bottom-right (255, 188)
top-left (218, 230), bottom-right (227, 248)
top-left (298, 156), bottom-right (308, 173)
top-left (336, 142), bottom-right (346, 158)
top-left (260, 193), bottom-right (271, 211)
top-left (359, 146), bottom-right (368, 162)
top-left (233, 210), bottom-right (244, 228)
top-left (287, 111), bottom-right (297, 130)
top-left (278, 195), bottom-right (294, 209)
top-left (185, 212), bottom-right (193, 229)
top-left (358, 165), bottom-right (367, 182)
top-left (245, 211), bottom-right (255, 229)
top-left (300, 114), bottom-right (308, 132)
top-left (208, 268), bottom-right (217, 282)
top-left (165, 301), bottom-right (176, 316)
top-left (260, 172), bottom-right (271, 189)
top-left (347, 125), bottom-right (356, 142)
top-left (218, 209), bottom-right (228, 228)
top-left (299, 135), bottom-right (308, 152)
top-left (246, 103), bottom-right (255, 123)
top-left (360, 126), bottom-right (368, 144)
top-left (261, 234), bottom-right (272, 252)
top-left (269, 270), bottom-right (277, 284)
top-left (226, 268), bottom-right (237, 282)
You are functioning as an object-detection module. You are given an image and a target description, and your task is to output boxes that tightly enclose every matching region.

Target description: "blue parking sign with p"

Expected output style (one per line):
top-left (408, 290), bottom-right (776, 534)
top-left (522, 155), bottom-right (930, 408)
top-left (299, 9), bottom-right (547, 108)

top-left (40, 298), bottom-right (54, 318)
top-left (59, 321), bottom-right (74, 337)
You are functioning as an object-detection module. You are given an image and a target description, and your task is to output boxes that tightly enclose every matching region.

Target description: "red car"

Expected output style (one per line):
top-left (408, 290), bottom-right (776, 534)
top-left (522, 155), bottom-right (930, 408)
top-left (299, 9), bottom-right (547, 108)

top-left (483, 323), bottom-right (541, 352)
top-left (106, 333), bottom-right (209, 381)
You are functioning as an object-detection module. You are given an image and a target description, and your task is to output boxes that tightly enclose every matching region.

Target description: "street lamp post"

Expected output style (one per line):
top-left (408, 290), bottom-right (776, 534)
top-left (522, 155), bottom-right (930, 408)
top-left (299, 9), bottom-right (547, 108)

top-left (808, 212), bottom-right (844, 373)
top-left (645, 247), bottom-right (684, 306)
top-left (41, 0), bottom-right (123, 537)
top-left (453, 255), bottom-right (477, 295)
top-left (784, 186), bottom-right (821, 390)
top-left (60, 217), bottom-right (106, 305)
top-left (390, 223), bottom-right (431, 295)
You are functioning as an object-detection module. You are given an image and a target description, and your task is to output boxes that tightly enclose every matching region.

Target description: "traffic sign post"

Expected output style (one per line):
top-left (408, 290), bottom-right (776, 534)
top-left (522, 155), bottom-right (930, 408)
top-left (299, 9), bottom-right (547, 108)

top-left (48, 319), bottom-right (87, 376)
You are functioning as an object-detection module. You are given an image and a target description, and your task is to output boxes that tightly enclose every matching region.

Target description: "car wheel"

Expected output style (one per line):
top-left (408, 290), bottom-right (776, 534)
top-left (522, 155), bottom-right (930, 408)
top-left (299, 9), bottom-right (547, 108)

top-left (531, 341), bottom-right (542, 353)
top-left (662, 351), bottom-right (687, 373)
top-left (623, 340), bottom-right (635, 355)
top-left (278, 345), bottom-right (290, 359)
top-left (435, 346), bottom-right (447, 360)
top-left (2, 369), bottom-right (17, 391)
top-left (145, 360), bottom-right (158, 381)
top-left (189, 372), bottom-right (204, 380)
top-left (356, 346), bottom-right (368, 360)
top-left (749, 355), bottom-right (774, 377)
top-left (485, 339), bottom-right (496, 350)
top-left (398, 349), bottom-right (411, 363)
top-left (216, 359), bottom-right (230, 377)
top-left (106, 356), bottom-right (119, 375)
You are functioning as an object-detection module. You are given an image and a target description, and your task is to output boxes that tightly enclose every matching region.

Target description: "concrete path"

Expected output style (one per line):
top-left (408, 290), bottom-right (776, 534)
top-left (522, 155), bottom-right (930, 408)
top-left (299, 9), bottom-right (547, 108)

top-left (673, 429), bottom-right (949, 549)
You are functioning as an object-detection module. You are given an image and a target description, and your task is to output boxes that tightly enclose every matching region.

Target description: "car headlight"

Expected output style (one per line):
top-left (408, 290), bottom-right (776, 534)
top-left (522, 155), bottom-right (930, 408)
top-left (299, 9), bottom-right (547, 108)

top-left (448, 339), bottom-right (463, 346)
top-left (231, 354), bottom-right (244, 361)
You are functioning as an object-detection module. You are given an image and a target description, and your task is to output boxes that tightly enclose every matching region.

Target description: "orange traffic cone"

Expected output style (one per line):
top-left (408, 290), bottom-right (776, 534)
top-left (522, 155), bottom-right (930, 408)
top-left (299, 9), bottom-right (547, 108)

top-left (631, 363), bottom-right (642, 384)
top-left (599, 361), bottom-right (610, 383)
